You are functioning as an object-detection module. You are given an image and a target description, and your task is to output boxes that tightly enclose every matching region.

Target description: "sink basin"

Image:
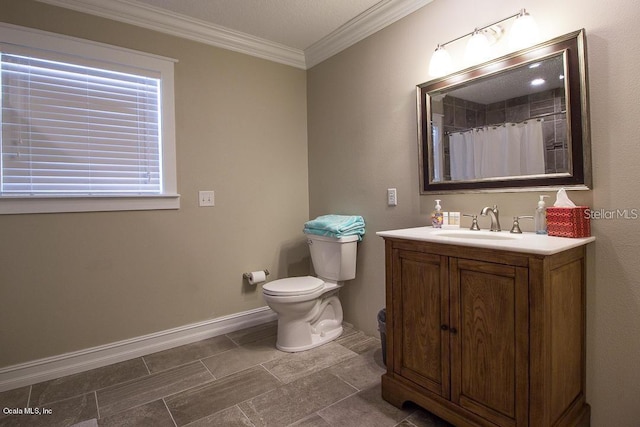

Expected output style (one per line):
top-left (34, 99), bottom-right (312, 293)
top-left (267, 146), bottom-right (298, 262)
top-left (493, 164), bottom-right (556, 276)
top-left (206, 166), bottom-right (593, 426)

top-left (433, 229), bottom-right (523, 241)
top-left (376, 226), bottom-right (595, 255)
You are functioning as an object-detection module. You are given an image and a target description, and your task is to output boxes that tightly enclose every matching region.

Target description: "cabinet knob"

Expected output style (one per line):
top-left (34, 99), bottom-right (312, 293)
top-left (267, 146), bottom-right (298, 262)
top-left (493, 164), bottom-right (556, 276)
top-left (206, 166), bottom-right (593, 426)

top-left (450, 327), bottom-right (458, 334)
top-left (441, 324), bottom-right (448, 331)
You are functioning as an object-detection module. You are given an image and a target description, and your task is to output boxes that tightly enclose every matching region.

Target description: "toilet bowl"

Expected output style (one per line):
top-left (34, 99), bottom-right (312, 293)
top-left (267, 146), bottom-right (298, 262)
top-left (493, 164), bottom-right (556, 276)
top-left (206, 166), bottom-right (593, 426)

top-left (262, 234), bottom-right (358, 352)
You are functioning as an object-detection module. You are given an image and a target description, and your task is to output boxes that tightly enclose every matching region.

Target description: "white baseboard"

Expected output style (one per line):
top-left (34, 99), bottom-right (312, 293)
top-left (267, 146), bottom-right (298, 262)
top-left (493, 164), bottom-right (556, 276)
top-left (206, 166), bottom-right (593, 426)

top-left (0, 306), bottom-right (277, 393)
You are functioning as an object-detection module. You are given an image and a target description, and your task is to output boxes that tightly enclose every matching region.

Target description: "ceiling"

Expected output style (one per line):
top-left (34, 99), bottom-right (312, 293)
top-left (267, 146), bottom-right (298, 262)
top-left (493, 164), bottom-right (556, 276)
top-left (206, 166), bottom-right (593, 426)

top-left (35, 0), bottom-right (433, 69)
top-left (133, 0), bottom-right (382, 50)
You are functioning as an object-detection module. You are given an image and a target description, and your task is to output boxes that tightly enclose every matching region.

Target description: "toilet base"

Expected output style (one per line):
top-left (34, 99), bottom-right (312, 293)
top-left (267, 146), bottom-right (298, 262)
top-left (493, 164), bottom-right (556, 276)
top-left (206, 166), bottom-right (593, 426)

top-left (276, 325), bottom-right (343, 352)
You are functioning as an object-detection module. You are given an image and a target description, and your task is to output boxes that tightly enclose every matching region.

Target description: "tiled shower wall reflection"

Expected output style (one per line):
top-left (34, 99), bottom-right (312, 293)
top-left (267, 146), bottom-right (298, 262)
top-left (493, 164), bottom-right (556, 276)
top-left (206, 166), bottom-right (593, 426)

top-left (441, 88), bottom-right (567, 180)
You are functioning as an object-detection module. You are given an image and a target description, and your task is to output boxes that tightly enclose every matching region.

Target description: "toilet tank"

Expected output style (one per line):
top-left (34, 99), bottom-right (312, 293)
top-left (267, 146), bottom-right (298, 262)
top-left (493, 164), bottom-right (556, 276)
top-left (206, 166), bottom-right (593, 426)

top-left (306, 234), bottom-right (358, 282)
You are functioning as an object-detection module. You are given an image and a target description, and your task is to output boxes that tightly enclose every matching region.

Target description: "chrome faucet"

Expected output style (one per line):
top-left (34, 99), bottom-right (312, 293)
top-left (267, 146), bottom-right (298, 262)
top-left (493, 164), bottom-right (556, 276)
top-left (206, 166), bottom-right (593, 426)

top-left (480, 205), bottom-right (502, 232)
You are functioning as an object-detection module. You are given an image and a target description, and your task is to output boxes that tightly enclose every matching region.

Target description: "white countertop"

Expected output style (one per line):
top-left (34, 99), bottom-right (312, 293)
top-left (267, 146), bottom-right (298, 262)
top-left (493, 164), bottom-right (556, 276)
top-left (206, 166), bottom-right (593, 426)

top-left (376, 226), bottom-right (595, 255)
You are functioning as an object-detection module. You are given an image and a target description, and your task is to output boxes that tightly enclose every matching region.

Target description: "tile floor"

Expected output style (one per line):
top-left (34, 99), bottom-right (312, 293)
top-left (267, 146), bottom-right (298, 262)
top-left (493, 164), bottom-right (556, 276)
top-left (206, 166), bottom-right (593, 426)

top-left (0, 322), bottom-right (451, 427)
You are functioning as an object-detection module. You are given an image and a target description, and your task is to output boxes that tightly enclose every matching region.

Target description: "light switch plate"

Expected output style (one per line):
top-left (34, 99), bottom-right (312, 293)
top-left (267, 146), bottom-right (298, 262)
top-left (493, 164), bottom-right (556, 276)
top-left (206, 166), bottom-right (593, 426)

top-left (387, 188), bottom-right (397, 206)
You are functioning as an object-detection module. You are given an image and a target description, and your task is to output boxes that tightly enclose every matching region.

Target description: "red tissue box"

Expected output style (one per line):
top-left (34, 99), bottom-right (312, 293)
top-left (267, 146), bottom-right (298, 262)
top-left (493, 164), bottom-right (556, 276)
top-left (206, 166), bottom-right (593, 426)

top-left (546, 207), bottom-right (591, 238)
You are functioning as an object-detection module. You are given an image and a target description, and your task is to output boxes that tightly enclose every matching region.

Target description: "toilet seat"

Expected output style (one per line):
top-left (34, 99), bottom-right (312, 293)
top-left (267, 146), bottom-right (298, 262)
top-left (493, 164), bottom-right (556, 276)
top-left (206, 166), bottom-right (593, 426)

top-left (263, 276), bottom-right (324, 296)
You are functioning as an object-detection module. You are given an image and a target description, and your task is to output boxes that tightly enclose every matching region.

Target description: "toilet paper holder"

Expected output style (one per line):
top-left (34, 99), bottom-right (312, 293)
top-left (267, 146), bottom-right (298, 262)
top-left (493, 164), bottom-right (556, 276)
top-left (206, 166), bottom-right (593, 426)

top-left (243, 269), bottom-right (270, 280)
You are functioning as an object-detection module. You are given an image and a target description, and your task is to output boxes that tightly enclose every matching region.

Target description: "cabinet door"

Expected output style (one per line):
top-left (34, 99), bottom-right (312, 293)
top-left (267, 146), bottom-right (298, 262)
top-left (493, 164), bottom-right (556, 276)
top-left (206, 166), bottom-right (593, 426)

top-left (392, 249), bottom-right (449, 398)
top-left (449, 258), bottom-right (529, 427)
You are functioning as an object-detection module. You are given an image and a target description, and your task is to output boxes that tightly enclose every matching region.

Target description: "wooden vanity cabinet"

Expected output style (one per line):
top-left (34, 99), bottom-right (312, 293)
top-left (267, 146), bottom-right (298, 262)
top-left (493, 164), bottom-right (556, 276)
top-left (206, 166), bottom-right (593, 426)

top-left (381, 237), bottom-right (590, 427)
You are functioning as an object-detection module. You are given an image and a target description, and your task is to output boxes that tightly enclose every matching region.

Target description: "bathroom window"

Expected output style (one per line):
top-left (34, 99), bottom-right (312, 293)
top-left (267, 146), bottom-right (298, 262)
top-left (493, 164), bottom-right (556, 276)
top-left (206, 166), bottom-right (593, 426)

top-left (0, 24), bottom-right (179, 214)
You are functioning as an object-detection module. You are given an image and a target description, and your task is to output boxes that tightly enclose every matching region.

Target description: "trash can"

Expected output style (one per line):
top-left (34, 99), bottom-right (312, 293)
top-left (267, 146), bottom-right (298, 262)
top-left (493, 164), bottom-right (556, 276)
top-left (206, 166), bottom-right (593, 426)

top-left (377, 308), bottom-right (387, 366)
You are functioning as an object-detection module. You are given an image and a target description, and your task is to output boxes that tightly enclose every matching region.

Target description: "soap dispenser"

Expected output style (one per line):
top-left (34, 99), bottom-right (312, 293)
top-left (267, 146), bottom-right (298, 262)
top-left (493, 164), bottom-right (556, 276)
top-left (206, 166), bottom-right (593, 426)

top-left (432, 199), bottom-right (443, 228)
top-left (534, 195), bottom-right (549, 234)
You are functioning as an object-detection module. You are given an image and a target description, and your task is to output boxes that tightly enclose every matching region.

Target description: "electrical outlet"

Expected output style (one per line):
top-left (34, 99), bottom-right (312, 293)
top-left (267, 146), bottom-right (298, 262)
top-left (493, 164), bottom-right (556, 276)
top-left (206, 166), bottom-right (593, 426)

top-left (199, 190), bottom-right (215, 207)
top-left (387, 188), bottom-right (397, 206)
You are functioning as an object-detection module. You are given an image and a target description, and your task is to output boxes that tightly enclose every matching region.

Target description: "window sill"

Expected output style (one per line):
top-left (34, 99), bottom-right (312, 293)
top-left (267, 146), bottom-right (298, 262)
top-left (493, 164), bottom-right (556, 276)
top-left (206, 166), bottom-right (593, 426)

top-left (0, 194), bottom-right (181, 215)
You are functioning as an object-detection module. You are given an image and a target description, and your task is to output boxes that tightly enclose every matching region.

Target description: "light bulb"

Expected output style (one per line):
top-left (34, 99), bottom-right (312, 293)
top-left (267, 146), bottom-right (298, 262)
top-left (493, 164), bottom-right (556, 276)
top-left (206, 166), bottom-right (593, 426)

top-left (509, 9), bottom-right (540, 50)
top-left (429, 45), bottom-right (453, 77)
top-left (465, 30), bottom-right (491, 66)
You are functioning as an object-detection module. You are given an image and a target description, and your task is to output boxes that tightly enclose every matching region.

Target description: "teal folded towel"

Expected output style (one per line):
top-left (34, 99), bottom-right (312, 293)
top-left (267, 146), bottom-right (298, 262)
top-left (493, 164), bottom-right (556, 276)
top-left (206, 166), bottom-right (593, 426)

top-left (303, 215), bottom-right (365, 241)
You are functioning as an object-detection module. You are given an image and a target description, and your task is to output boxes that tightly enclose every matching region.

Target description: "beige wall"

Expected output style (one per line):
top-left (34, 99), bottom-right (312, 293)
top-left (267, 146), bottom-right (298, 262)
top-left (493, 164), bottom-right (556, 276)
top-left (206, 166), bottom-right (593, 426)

top-left (2, 0), bottom-right (640, 424)
top-left (308, 0), bottom-right (640, 425)
top-left (0, 1), bottom-right (309, 366)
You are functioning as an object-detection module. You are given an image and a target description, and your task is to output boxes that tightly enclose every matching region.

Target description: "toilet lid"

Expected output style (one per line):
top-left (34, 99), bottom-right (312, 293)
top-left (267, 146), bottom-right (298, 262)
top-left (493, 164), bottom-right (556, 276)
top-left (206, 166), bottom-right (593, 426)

top-left (263, 276), bottom-right (324, 296)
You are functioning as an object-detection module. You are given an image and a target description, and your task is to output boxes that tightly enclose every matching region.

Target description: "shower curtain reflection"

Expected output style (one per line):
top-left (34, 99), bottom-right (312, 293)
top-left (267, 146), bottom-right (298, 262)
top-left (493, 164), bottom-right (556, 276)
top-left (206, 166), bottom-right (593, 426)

top-left (449, 120), bottom-right (545, 181)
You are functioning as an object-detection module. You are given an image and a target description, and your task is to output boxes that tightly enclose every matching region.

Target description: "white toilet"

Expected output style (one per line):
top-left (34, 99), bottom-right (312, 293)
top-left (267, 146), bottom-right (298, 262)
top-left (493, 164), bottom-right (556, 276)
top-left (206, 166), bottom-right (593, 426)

top-left (262, 233), bottom-right (358, 352)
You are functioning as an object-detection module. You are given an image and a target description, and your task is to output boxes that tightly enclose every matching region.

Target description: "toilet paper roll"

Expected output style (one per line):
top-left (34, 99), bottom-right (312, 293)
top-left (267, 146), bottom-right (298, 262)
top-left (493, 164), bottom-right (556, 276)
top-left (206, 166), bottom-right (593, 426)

top-left (247, 270), bottom-right (266, 285)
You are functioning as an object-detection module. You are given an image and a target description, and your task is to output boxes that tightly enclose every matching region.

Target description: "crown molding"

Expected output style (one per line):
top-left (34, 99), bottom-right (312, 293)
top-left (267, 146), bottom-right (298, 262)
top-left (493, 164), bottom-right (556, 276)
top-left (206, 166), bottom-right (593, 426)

top-left (305, 0), bottom-right (433, 68)
top-left (35, 0), bottom-right (432, 70)
top-left (34, 0), bottom-right (307, 68)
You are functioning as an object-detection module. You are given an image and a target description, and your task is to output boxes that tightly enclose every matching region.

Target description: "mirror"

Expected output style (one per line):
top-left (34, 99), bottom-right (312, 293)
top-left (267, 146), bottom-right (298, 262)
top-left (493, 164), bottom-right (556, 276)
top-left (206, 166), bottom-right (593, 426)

top-left (417, 29), bottom-right (591, 193)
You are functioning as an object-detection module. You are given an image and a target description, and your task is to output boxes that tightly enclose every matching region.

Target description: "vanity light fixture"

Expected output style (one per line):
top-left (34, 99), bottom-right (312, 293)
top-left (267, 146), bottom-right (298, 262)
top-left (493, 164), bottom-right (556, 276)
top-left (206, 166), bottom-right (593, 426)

top-left (509, 9), bottom-right (540, 50)
top-left (428, 8), bottom-right (540, 77)
top-left (464, 29), bottom-right (491, 66)
top-left (428, 44), bottom-right (453, 77)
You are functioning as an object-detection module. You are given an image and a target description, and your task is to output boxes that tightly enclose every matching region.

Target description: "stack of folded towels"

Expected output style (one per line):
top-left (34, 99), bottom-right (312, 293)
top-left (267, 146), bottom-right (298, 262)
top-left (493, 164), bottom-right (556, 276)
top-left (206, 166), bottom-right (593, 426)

top-left (303, 214), bottom-right (366, 241)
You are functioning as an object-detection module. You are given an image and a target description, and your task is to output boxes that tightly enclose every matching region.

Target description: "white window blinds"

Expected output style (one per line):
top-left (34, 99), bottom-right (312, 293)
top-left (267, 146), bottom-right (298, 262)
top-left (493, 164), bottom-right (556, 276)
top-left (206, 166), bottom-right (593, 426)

top-left (1, 53), bottom-right (162, 195)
